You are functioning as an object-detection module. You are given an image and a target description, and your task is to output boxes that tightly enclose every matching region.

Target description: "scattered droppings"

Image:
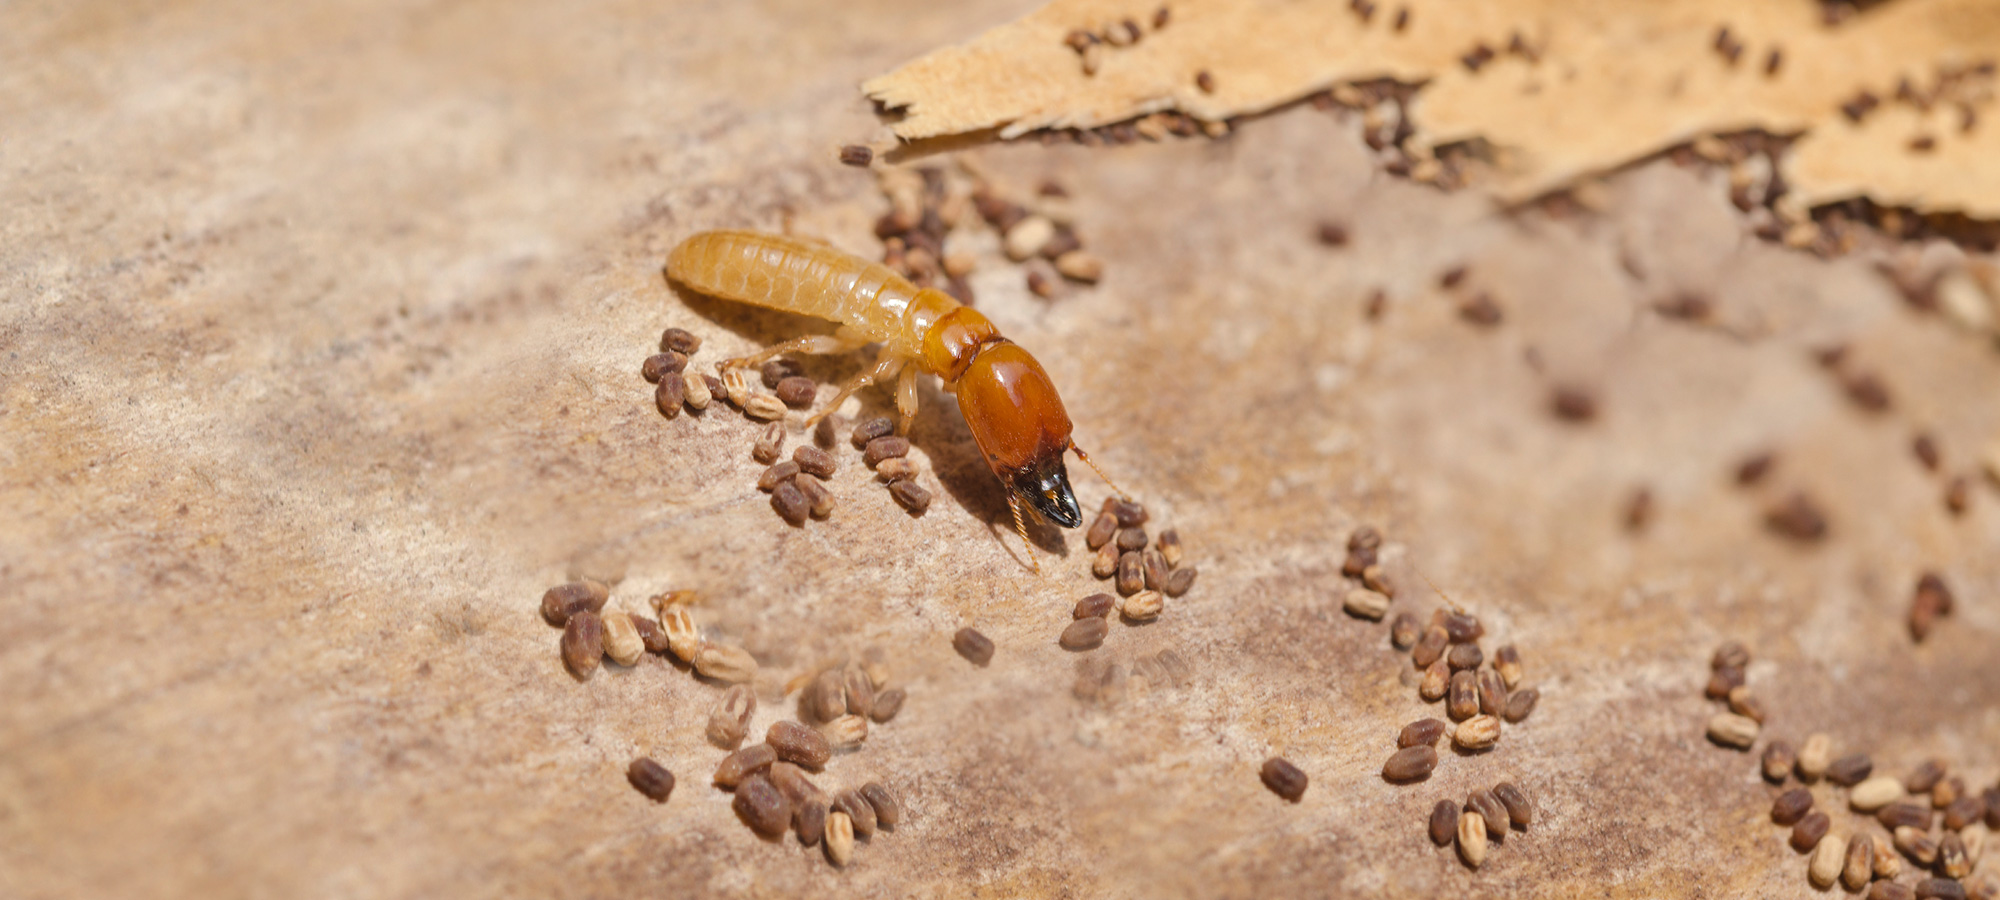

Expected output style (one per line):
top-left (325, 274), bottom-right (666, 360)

top-left (1261, 757), bottom-right (1309, 802)
top-left (627, 757), bottom-right (676, 803)
top-left (953, 627), bottom-right (994, 666)
top-left (839, 145), bottom-right (873, 167)
top-left (561, 611), bottom-right (605, 679)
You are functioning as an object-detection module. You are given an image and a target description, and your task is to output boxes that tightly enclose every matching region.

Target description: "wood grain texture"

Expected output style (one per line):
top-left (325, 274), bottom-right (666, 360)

top-left (2, 1), bottom-right (1997, 899)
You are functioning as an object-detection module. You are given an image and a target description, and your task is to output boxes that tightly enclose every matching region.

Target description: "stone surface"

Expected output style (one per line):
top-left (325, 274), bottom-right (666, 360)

top-left (2, 2), bottom-right (1998, 899)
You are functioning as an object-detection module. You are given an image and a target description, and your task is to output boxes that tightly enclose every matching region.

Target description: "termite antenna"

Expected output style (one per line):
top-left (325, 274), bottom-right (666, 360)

top-left (1006, 494), bottom-right (1042, 576)
top-left (1069, 442), bottom-right (1131, 501)
top-left (1416, 568), bottom-right (1467, 615)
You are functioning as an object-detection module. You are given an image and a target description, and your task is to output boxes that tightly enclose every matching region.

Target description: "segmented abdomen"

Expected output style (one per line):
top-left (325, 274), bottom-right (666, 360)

top-left (666, 230), bottom-right (922, 346)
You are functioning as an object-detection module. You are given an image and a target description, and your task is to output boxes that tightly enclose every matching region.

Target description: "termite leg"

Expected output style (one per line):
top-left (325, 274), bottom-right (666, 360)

top-left (720, 327), bottom-right (871, 371)
top-left (1006, 493), bottom-right (1042, 576)
top-left (805, 347), bottom-right (907, 429)
top-left (1069, 442), bottom-right (1131, 501)
top-left (893, 365), bottom-right (920, 435)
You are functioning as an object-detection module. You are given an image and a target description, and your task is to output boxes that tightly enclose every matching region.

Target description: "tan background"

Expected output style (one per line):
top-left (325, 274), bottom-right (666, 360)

top-left (3, 1), bottom-right (1997, 898)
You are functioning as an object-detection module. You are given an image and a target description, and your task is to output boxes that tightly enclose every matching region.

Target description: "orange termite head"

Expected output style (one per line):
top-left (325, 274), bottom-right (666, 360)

top-left (951, 341), bottom-right (1082, 529)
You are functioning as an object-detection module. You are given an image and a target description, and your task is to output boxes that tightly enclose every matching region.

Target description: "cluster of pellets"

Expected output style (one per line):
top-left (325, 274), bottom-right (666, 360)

top-left (693, 656), bottom-right (910, 868)
top-left (1705, 641), bottom-right (2000, 899)
top-left (1333, 527), bottom-right (1539, 769)
top-left (1060, 6), bottom-right (1172, 79)
top-left (616, 637), bottom-right (914, 868)
top-left (541, 581), bottom-right (759, 685)
top-left (1080, 497), bottom-right (1196, 631)
top-left (1430, 782), bottom-right (1536, 870)
top-left (839, 415), bottom-right (931, 516)
top-left (860, 162), bottom-right (1105, 307)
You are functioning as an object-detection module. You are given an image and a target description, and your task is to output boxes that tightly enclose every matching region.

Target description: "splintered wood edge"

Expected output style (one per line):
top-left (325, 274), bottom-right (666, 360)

top-left (863, 0), bottom-right (2000, 217)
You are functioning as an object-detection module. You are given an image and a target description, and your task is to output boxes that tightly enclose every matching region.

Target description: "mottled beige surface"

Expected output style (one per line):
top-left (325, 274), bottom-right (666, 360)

top-left (3, 2), bottom-right (1998, 899)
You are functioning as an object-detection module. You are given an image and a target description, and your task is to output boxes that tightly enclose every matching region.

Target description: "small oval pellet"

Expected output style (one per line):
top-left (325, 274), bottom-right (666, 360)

top-left (1382, 745), bottom-right (1437, 783)
top-left (1261, 757), bottom-right (1308, 802)
top-left (733, 773), bottom-right (792, 839)
top-left (1429, 800), bottom-right (1460, 846)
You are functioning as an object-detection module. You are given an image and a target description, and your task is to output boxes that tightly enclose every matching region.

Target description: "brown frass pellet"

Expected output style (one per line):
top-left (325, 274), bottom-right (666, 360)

top-left (1477, 669), bottom-right (1507, 717)
top-left (1986, 787), bottom-right (2000, 828)
top-left (1261, 756), bottom-right (1309, 802)
top-left (1914, 878), bottom-right (1966, 900)
top-left (561, 611), bottom-right (605, 678)
top-left (1085, 510), bottom-right (1117, 550)
top-left (770, 480), bottom-right (809, 525)
top-left (861, 782), bottom-right (902, 828)
top-left (795, 796), bottom-right (828, 846)
top-left (540, 580), bottom-right (609, 626)
top-left (870, 687), bottom-right (905, 723)
top-left (1945, 794), bottom-right (1986, 830)
top-left (660, 327), bottom-right (701, 355)
top-left (851, 416), bottom-right (893, 449)
top-left (1705, 664), bottom-right (1745, 699)
top-left (766, 721), bottom-right (832, 770)
top-left (757, 460), bottom-right (800, 492)
top-left (1382, 745), bottom-right (1438, 783)
top-left (642, 352), bottom-right (687, 383)
top-left (632, 614), bottom-right (668, 654)
top-left (792, 445), bottom-right (836, 479)
top-left (1430, 799), bottom-right (1460, 845)
top-left (1195, 70), bottom-right (1215, 93)
top-left (714, 743), bottom-right (777, 788)
top-left (1905, 759), bottom-right (1947, 795)
top-left (833, 789), bottom-right (878, 839)
top-left (1465, 789), bottom-right (1508, 843)
top-left (1827, 753), bottom-right (1873, 787)
top-left (1493, 782), bottom-right (1532, 829)
top-left (760, 358), bottom-right (803, 389)
top-left (627, 757), bottom-right (675, 803)
top-left (733, 773), bottom-right (792, 838)
top-left (794, 476), bottom-right (834, 518)
top-left (888, 479), bottom-right (931, 514)
top-left (1447, 670), bottom-right (1479, 720)
top-left (1419, 658), bottom-right (1450, 702)
top-left (1075, 593), bottom-right (1115, 619)
top-left (864, 435), bottom-right (911, 467)
top-left (1141, 548), bottom-right (1168, 591)
top-left (1398, 718), bottom-right (1446, 748)
top-left (1157, 528), bottom-right (1183, 567)
top-left (1762, 740), bottom-right (1796, 783)
top-left (1116, 551), bottom-right (1145, 596)
top-left (874, 457), bottom-right (917, 482)
top-left (1458, 293), bottom-right (1503, 326)
top-left (775, 375), bottom-right (816, 409)
top-left (1877, 800), bottom-right (1931, 831)
top-left (1446, 643), bottom-right (1483, 670)
top-left (1772, 787), bottom-right (1814, 825)
top-left (1390, 612), bottom-right (1421, 650)
top-left (1503, 688), bottom-right (1539, 723)
top-left (1164, 566), bottom-right (1197, 597)
top-left (838, 144), bottom-right (872, 166)
top-left (807, 672), bottom-right (846, 723)
top-left (654, 372), bottom-right (686, 418)
top-left (1107, 497), bottom-right (1148, 527)
top-left (1765, 491), bottom-right (1828, 541)
top-left (1442, 612), bottom-right (1483, 643)
top-left (1873, 883), bottom-right (1916, 900)
top-left (953, 627), bottom-right (994, 666)
top-left (1412, 625), bottom-right (1448, 668)
top-left (1712, 640), bottom-right (1750, 671)
top-left (1791, 810), bottom-right (1830, 852)
top-left (1116, 526), bottom-right (1148, 552)
top-left (1060, 616), bottom-right (1109, 651)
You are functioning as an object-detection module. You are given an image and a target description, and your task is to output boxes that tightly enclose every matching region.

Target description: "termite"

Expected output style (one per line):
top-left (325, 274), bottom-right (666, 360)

top-left (665, 229), bottom-right (1121, 566)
